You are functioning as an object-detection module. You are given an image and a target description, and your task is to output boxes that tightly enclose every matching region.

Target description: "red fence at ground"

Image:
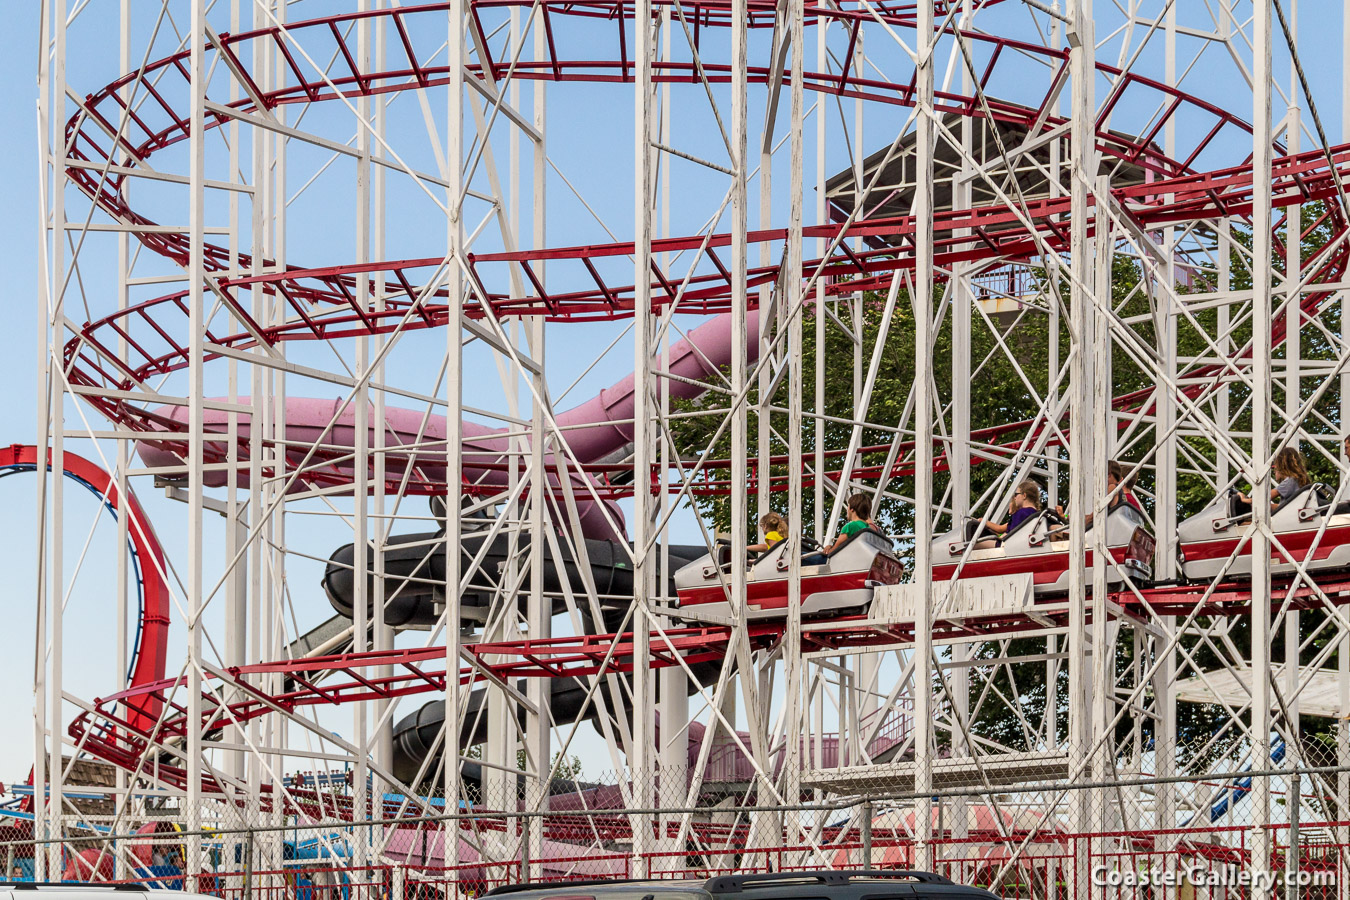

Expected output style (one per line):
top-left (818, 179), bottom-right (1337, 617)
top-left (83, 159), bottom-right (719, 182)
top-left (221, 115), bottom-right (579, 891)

top-left (56, 820), bottom-right (1350, 900)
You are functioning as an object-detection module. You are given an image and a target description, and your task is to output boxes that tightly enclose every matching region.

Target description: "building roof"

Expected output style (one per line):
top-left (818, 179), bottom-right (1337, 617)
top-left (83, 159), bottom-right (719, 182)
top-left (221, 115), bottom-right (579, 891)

top-left (824, 113), bottom-right (1154, 244)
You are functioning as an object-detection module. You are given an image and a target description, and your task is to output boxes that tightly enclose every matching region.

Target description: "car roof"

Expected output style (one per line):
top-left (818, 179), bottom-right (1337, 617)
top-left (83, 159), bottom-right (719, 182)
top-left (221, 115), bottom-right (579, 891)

top-left (486, 871), bottom-right (995, 900)
top-left (0, 888), bottom-right (218, 899)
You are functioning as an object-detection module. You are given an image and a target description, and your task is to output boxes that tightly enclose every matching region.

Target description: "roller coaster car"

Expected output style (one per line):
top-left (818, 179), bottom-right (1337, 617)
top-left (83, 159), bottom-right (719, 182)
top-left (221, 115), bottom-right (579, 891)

top-left (672, 528), bottom-right (904, 620)
top-left (930, 503), bottom-right (1155, 595)
top-left (1177, 484), bottom-right (1350, 581)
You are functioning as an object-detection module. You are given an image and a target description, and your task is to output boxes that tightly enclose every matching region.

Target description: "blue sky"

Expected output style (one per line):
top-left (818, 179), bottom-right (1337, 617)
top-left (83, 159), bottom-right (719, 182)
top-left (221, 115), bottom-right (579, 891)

top-left (1, 0), bottom-right (1348, 789)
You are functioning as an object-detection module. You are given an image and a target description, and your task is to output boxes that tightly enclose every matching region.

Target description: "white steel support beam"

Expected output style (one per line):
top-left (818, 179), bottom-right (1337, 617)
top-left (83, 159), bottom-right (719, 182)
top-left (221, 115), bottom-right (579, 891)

top-left (34, 0), bottom-right (58, 880)
top-left (223, 0), bottom-right (249, 826)
top-left (1155, 3), bottom-right (1181, 834)
top-left (1156, 0), bottom-right (1178, 585)
top-left (949, 5), bottom-right (974, 844)
top-left (267, 0), bottom-right (290, 874)
top-left (1340, 0), bottom-right (1350, 880)
top-left (247, 0), bottom-right (270, 872)
top-left (951, 3), bottom-right (973, 525)
top-left (114, 3), bottom-right (133, 873)
top-left (728, 0), bottom-right (750, 833)
top-left (912, 0), bottom-right (936, 874)
top-left (783, 0), bottom-right (806, 861)
top-left (446, 0), bottom-right (467, 891)
top-left (526, 6), bottom-right (550, 879)
top-left (1285, 4), bottom-right (1303, 868)
top-left (632, 0), bottom-right (656, 875)
top-left (186, 0), bottom-right (208, 885)
top-left (655, 9), bottom-right (689, 866)
top-left (1252, 1), bottom-right (1276, 896)
top-left (373, 0), bottom-right (394, 812)
top-left (353, 0), bottom-right (373, 866)
top-left (1067, 1), bottom-right (1096, 895)
top-left (813, 14), bottom-right (826, 543)
top-left (1091, 175), bottom-right (1111, 839)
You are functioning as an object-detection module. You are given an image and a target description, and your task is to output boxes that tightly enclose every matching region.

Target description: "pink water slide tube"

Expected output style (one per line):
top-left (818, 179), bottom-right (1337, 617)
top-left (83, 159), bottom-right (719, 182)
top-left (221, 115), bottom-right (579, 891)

top-left (137, 312), bottom-right (759, 541)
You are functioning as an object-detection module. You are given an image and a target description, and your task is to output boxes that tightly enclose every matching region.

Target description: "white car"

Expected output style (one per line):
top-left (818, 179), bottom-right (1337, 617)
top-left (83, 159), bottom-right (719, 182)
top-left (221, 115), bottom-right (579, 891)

top-left (1177, 484), bottom-right (1350, 581)
top-left (930, 503), bottom-right (1155, 595)
top-left (0, 888), bottom-right (220, 900)
top-left (673, 528), bottom-right (904, 620)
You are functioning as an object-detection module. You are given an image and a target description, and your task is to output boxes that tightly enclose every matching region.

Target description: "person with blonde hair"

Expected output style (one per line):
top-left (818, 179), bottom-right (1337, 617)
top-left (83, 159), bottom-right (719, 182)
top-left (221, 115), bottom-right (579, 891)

top-left (748, 511), bottom-right (788, 554)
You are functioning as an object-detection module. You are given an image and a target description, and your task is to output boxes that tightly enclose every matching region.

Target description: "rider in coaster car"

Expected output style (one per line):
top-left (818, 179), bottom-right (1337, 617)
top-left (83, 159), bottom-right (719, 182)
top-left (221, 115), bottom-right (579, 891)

top-left (748, 511), bottom-right (788, 555)
top-left (1338, 436), bottom-right (1350, 515)
top-left (1237, 445), bottom-right (1310, 511)
top-left (1116, 460), bottom-right (1144, 512)
top-left (803, 493), bottom-right (874, 565)
top-left (1055, 460), bottom-right (1141, 528)
top-left (981, 479), bottom-right (1043, 542)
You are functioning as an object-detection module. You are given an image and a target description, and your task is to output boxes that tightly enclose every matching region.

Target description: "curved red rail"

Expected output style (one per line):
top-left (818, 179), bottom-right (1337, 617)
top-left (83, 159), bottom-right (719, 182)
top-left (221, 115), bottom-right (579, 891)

top-left (0, 445), bottom-right (169, 730)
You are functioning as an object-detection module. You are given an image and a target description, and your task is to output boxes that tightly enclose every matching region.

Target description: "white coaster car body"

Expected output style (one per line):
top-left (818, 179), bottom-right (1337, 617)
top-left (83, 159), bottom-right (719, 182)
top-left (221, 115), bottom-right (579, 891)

top-left (673, 528), bottom-right (904, 620)
top-left (1178, 484), bottom-right (1350, 581)
top-left (930, 504), bottom-right (1155, 595)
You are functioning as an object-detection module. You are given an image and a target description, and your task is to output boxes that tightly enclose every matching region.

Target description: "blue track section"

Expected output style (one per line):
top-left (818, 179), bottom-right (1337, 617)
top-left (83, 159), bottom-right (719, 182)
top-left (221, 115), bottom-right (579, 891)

top-left (1202, 739), bottom-right (1287, 824)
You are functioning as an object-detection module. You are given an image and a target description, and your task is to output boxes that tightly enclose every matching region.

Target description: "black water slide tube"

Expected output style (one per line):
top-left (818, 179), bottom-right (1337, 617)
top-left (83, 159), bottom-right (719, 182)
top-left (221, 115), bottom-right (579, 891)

top-left (322, 529), bottom-right (718, 786)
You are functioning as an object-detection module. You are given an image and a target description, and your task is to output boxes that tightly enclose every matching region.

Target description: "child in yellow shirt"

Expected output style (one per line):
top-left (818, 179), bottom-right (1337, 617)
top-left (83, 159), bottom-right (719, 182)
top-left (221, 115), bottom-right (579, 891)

top-left (748, 511), bottom-right (788, 554)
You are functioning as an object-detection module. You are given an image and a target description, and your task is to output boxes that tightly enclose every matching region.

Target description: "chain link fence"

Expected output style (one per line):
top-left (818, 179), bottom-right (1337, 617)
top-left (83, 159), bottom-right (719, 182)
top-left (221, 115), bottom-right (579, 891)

top-left (12, 736), bottom-right (1350, 900)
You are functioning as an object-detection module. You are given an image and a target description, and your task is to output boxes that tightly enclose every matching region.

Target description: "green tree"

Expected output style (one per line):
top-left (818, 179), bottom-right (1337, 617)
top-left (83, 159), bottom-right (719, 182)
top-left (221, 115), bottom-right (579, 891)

top-left (463, 744), bottom-right (585, 779)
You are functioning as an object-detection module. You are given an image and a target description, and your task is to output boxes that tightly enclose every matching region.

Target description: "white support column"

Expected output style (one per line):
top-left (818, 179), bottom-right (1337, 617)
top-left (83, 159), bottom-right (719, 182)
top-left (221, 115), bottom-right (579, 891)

top-left (1339, 2), bottom-right (1350, 882)
top-left (33, 0), bottom-right (56, 880)
top-left (949, 6), bottom-right (974, 844)
top-left (353, 1), bottom-right (373, 868)
top-left (1154, 5), bottom-right (1180, 843)
top-left (1047, 0), bottom-right (1062, 517)
top-left (221, 3), bottom-right (251, 845)
top-left (247, 10), bottom-right (287, 879)
top-left (912, 0), bottom-right (936, 873)
top-left (727, 0), bottom-right (750, 822)
top-left (1155, 0), bottom-right (1178, 585)
top-left (373, 0), bottom-right (394, 814)
top-left (446, 0), bottom-right (467, 891)
top-left (632, 0), bottom-right (656, 875)
top-left (50, 0), bottom-right (71, 875)
top-left (1251, 2), bottom-right (1276, 895)
top-left (655, 7), bottom-right (689, 860)
top-left (813, 13), bottom-right (827, 541)
top-left (1066, 1), bottom-right (1096, 894)
top-left (1091, 176), bottom-right (1112, 838)
top-left (247, 0), bottom-right (270, 864)
top-left (951, 0), bottom-right (973, 525)
top-left (186, 0), bottom-right (208, 885)
top-left (114, 5), bottom-right (133, 872)
top-left (1284, 7), bottom-right (1302, 869)
top-left (267, 0), bottom-right (290, 872)
top-left (525, 8), bottom-right (550, 878)
top-left (783, 0), bottom-right (806, 861)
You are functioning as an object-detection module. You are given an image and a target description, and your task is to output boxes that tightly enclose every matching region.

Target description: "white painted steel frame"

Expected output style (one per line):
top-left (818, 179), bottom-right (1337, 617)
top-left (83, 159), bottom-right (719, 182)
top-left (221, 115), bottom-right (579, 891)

top-left (30, 2), bottom-right (1350, 894)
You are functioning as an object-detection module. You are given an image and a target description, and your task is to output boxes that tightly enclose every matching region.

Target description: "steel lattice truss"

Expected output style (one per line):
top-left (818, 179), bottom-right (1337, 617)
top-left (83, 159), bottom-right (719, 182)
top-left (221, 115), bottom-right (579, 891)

top-left (27, 0), bottom-right (1350, 894)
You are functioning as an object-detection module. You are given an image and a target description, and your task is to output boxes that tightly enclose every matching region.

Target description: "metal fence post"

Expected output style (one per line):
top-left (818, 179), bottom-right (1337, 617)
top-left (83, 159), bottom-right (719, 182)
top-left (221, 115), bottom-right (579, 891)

top-left (244, 831), bottom-right (254, 900)
top-left (861, 801), bottom-right (872, 870)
